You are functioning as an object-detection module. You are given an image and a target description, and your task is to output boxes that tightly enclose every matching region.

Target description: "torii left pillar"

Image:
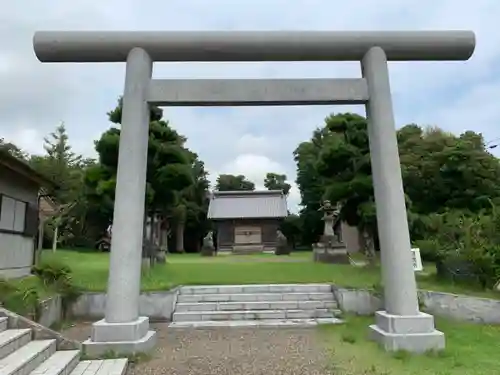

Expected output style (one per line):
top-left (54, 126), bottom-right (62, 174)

top-left (83, 47), bottom-right (157, 355)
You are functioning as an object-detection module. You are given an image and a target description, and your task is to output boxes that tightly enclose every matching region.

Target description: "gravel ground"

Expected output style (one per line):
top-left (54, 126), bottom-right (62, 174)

top-left (63, 323), bottom-right (335, 375)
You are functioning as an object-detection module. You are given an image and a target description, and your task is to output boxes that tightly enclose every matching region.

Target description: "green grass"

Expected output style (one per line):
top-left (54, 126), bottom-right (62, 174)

top-left (39, 249), bottom-right (500, 299)
top-left (319, 315), bottom-right (500, 374)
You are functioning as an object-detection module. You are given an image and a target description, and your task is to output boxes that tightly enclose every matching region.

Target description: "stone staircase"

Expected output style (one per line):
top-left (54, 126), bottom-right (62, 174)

top-left (0, 317), bottom-right (128, 375)
top-left (169, 283), bottom-right (343, 328)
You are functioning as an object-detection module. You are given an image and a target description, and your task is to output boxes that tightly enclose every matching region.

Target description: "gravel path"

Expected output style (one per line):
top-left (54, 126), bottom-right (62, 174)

top-left (63, 323), bottom-right (334, 375)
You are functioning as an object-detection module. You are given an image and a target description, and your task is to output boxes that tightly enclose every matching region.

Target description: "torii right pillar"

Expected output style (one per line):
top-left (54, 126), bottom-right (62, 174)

top-left (362, 46), bottom-right (445, 352)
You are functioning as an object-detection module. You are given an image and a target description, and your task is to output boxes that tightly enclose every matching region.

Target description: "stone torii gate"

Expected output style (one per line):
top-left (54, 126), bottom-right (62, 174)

top-left (33, 30), bottom-right (475, 355)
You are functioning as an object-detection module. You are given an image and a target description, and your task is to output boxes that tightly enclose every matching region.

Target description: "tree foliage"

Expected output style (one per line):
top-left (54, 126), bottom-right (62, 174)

top-left (84, 97), bottom-right (210, 253)
top-left (294, 112), bottom-right (500, 249)
top-left (0, 138), bottom-right (29, 160)
top-left (215, 174), bottom-right (255, 191)
top-left (88, 99), bottom-right (193, 218)
top-left (264, 172), bottom-right (291, 195)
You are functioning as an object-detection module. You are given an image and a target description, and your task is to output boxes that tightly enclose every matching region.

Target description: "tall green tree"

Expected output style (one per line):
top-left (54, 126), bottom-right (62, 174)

top-left (294, 112), bottom-right (500, 250)
top-left (86, 97), bottom-right (204, 254)
top-left (264, 172), bottom-right (291, 195)
top-left (30, 123), bottom-right (83, 202)
top-left (215, 174), bottom-right (255, 191)
top-left (29, 123), bottom-right (91, 248)
top-left (398, 126), bottom-right (500, 215)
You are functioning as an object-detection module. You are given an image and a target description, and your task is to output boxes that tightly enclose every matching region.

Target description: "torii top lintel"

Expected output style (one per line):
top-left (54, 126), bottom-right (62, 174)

top-left (33, 30), bottom-right (475, 63)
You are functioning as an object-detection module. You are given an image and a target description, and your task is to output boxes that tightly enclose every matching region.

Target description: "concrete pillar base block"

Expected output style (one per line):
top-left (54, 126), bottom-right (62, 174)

top-left (83, 330), bottom-right (157, 357)
top-left (91, 316), bottom-right (150, 342)
top-left (369, 310), bottom-right (445, 353)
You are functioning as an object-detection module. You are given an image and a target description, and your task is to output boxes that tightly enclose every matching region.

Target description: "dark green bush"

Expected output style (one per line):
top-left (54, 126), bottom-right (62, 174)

top-left (422, 208), bottom-right (500, 289)
top-left (413, 239), bottom-right (441, 262)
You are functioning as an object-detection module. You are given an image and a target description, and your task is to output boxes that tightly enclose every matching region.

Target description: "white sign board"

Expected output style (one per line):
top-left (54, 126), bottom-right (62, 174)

top-left (411, 248), bottom-right (423, 272)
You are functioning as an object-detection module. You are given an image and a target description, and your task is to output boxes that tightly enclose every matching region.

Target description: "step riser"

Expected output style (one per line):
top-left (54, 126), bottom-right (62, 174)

top-left (176, 301), bottom-right (337, 312)
top-left (169, 318), bottom-right (343, 328)
top-left (178, 292), bottom-right (335, 303)
top-left (180, 284), bottom-right (332, 295)
top-left (0, 331), bottom-right (31, 360)
top-left (173, 309), bottom-right (338, 322)
top-left (65, 354), bottom-right (81, 375)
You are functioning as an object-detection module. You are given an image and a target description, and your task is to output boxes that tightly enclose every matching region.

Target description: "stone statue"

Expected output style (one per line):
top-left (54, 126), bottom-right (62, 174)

top-left (275, 229), bottom-right (290, 255)
top-left (318, 200), bottom-right (343, 243)
top-left (277, 229), bottom-right (287, 246)
top-left (201, 231), bottom-right (215, 256)
top-left (313, 200), bottom-right (349, 264)
top-left (203, 231), bottom-right (214, 249)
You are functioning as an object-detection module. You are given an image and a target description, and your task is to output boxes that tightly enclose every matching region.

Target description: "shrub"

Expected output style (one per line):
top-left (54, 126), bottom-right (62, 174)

top-left (32, 260), bottom-right (72, 287)
top-left (423, 209), bottom-right (500, 289)
top-left (413, 239), bottom-right (441, 262)
top-left (0, 279), bottom-right (41, 320)
top-left (32, 260), bottom-right (81, 318)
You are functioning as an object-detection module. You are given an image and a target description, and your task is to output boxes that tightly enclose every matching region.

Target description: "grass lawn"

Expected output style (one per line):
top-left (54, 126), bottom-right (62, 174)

top-left (320, 315), bottom-right (500, 374)
top-left (40, 249), bottom-right (500, 299)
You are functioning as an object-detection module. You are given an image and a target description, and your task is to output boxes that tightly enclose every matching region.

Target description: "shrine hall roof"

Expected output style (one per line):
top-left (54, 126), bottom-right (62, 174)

top-left (207, 190), bottom-right (288, 219)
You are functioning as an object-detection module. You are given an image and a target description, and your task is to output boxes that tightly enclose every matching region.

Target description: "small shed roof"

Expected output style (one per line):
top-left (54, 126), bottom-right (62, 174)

top-left (0, 148), bottom-right (55, 189)
top-left (207, 190), bottom-right (288, 219)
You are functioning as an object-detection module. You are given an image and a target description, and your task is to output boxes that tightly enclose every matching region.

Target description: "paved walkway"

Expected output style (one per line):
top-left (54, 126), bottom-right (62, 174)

top-left (63, 323), bottom-right (334, 375)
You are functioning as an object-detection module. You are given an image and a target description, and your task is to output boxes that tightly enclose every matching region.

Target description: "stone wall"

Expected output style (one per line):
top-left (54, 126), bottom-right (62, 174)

top-left (69, 288), bottom-right (179, 321)
top-left (418, 290), bottom-right (500, 324)
top-left (333, 287), bottom-right (500, 324)
top-left (31, 286), bottom-right (500, 328)
top-left (38, 294), bottom-right (62, 328)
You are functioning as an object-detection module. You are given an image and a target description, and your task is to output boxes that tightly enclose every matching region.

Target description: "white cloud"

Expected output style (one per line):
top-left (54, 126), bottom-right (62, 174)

top-left (234, 134), bottom-right (272, 155)
top-left (1, 0), bottom-right (499, 210)
top-left (220, 154), bottom-right (284, 183)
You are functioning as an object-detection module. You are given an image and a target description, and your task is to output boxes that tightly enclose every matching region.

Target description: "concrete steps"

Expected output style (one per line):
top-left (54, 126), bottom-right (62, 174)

top-left (175, 300), bottom-right (338, 311)
top-left (0, 316), bottom-right (128, 375)
top-left (170, 284), bottom-right (343, 328)
top-left (0, 340), bottom-right (56, 375)
top-left (70, 359), bottom-right (128, 375)
top-left (177, 292), bottom-right (335, 303)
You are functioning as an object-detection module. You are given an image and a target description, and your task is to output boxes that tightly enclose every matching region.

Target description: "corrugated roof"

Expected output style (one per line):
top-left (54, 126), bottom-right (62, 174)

top-left (207, 190), bottom-right (288, 219)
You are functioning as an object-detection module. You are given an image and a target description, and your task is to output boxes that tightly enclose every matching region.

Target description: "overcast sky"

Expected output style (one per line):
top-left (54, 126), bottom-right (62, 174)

top-left (1, 0), bottom-right (499, 211)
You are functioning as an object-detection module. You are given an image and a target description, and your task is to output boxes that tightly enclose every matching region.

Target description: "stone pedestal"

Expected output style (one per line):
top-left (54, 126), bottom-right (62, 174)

top-left (312, 235), bottom-right (350, 264)
top-left (369, 311), bottom-right (445, 353)
top-left (201, 245), bottom-right (215, 256)
top-left (83, 317), bottom-right (157, 356)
